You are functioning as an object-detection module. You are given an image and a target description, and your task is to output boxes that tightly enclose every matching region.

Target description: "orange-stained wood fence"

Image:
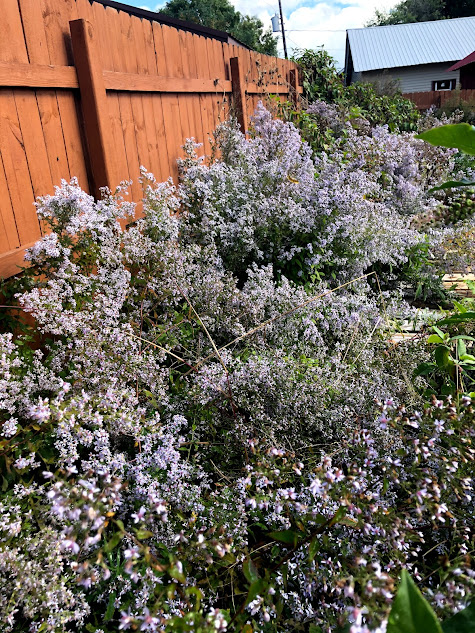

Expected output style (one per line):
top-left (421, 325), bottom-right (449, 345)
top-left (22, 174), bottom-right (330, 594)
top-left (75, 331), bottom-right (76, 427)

top-left (0, 0), bottom-right (302, 278)
top-left (403, 89), bottom-right (475, 111)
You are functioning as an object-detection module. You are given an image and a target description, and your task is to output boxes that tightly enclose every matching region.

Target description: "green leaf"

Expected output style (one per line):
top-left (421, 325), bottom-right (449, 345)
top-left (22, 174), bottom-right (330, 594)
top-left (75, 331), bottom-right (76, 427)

top-left (242, 558), bottom-right (259, 584)
top-left (169, 565), bottom-right (186, 584)
top-left (186, 586), bottom-right (203, 611)
top-left (268, 529), bottom-right (300, 546)
top-left (414, 362), bottom-right (436, 377)
top-left (387, 570), bottom-right (443, 633)
top-left (435, 346), bottom-right (451, 369)
top-left (429, 180), bottom-right (475, 192)
top-left (309, 625), bottom-right (323, 633)
top-left (308, 536), bottom-right (319, 562)
top-left (432, 326), bottom-right (446, 339)
top-left (442, 602), bottom-right (475, 633)
top-left (457, 340), bottom-right (467, 358)
top-left (135, 529), bottom-right (154, 540)
top-left (245, 579), bottom-right (266, 606)
top-left (104, 531), bottom-right (124, 553)
top-left (329, 506), bottom-right (347, 526)
top-left (428, 334), bottom-right (445, 344)
top-left (437, 312), bottom-right (475, 326)
top-left (105, 591), bottom-right (116, 622)
top-left (416, 124), bottom-right (475, 155)
top-left (453, 301), bottom-right (468, 314)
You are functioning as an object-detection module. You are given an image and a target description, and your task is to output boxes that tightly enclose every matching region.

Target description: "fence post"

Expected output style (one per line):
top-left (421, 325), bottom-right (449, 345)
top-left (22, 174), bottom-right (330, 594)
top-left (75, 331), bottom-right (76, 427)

top-left (69, 19), bottom-right (116, 199)
top-left (289, 68), bottom-right (299, 110)
top-left (230, 56), bottom-right (248, 135)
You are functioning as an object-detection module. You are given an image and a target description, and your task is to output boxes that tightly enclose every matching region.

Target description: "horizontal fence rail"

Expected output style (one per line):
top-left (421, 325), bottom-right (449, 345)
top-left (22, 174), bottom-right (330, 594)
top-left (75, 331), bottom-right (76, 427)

top-left (0, 0), bottom-right (302, 279)
top-left (403, 89), bottom-right (475, 110)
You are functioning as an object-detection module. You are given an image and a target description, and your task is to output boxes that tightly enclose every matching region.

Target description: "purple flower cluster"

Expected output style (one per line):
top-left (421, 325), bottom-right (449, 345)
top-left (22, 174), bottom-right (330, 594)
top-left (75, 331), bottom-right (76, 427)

top-left (0, 101), bottom-right (472, 632)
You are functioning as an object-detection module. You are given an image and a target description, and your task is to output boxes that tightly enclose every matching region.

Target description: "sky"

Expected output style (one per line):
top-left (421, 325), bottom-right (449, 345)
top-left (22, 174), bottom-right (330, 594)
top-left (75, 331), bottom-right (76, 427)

top-left (124, 0), bottom-right (399, 68)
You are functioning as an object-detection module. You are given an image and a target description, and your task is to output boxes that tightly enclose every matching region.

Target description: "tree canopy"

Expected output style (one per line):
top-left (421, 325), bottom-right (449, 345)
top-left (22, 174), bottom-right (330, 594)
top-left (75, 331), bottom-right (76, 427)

top-left (160, 0), bottom-right (278, 55)
top-left (367, 0), bottom-right (475, 26)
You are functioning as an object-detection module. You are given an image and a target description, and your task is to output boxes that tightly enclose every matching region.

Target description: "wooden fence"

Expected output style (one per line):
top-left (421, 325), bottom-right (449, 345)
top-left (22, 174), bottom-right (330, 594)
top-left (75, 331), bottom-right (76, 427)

top-left (403, 89), bottom-right (475, 111)
top-left (0, 0), bottom-right (302, 279)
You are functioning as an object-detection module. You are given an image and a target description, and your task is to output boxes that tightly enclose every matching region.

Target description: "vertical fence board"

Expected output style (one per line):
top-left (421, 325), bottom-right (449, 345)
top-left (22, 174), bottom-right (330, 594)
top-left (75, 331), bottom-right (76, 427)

top-left (230, 56), bottom-right (248, 134)
top-left (166, 24), bottom-right (191, 147)
top-left (0, 1), bottom-right (43, 245)
top-left (161, 24), bottom-right (187, 180)
top-left (205, 38), bottom-right (219, 130)
top-left (185, 32), bottom-right (206, 153)
top-left (192, 35), bottom-right (212, 157)
top-left (126, 15), bottom-right (150, 178)
top-left (0, 154), bottom-right (20, 251)
top-left (152, 21), bottom-right (180, 180)
top-left (140, 18), bottom-right (163, 185)
top-left (104, 6), bottom-right (139, 200)
top-left (40, 0), bottom-right (89, 191)
top-left (0, 91), bottom-right (40, 244)
top-left (94, 3), bottom-right (129, 188)
top-left (150, 22), bottom-right (171, 182)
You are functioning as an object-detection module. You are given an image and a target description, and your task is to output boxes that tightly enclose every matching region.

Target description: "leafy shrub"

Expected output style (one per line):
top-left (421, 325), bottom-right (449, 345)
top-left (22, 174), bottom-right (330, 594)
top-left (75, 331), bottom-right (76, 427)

top-left (181, 103), bottom-right (456, 295)
top-left (0, 106), bottom-right (474, 632)
top-left (292, 48), bottom-right (420, 133)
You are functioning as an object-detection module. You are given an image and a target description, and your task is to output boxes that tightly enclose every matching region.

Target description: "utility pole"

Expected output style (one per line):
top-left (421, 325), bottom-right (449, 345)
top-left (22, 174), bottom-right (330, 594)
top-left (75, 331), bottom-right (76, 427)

top-left (271, 2), bottom-right (288, 59)
top-left (278, 0), bottom-right (288, 59)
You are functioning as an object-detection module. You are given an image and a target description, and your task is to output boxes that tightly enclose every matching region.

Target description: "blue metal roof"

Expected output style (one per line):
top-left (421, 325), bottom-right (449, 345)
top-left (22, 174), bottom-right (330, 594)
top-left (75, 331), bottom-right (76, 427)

top-left (347, 16), bottom-right (475, 73)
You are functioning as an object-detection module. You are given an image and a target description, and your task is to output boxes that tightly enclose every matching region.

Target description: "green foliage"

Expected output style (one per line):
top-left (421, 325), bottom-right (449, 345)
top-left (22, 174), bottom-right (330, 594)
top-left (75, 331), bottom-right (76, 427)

top-left (160, 0), bottom-right (278, 55)
top-left (388, 570), bottom-right (443, 633)
top-left (387, 571), bottom-right (475, 633)
top-left (344, 82), bottom-right (420, 132)
top-left (367, 0), bottom-right (474, 27)
top-left (414, 307), bottom-right (475, 397)
top-left (291, 48), bottom-right (420, 138)
top-left (443, 602), bottom-right (475, 633)
top-left (416, 124), bottom-right (475, 155)
top-left (291, 48), bottom-right (344, 104)
top-left (367, 0), bottom-right (445, 26)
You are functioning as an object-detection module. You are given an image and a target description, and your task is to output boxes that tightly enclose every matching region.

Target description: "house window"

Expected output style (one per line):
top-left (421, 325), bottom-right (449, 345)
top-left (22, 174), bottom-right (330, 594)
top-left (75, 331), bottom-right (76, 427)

top-left (432, 79), bottom-right (456, 91)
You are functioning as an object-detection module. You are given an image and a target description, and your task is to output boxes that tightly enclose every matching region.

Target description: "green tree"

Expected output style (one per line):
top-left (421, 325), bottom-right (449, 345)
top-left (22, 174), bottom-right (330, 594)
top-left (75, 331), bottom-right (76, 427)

top-left (367, 0), bottom-right (474, 26)
top-left (160, 0), bottom-right (278, 55)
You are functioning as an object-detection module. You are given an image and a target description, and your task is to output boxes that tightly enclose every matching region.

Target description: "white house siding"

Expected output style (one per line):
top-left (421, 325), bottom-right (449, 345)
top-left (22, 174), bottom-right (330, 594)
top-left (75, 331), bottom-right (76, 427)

top-left (359, 63), bottom-right (460, 93)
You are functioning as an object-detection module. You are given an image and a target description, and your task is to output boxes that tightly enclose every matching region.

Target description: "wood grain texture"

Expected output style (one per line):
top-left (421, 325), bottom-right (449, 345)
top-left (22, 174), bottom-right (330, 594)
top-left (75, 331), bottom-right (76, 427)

top-left (0, 242), bottom-right (36, 278)
top-left (70, 18), bottom-right (117, 196)
top-left (93, 2), bottom-right (129, 188)
top-left (0, 61), bottom-right (78, 88)
top-left (0, 90), bottom-right (40, 244)
top-left (40, 0), bottom-right (89, 191)
top-left (0, 153), bottom-right (20, 251)
top-left (149, 22), bottom-right (171, 182)
top-left (103, 71), bottom-right (232, 93)
top-left (230, 56), bottom-right (248, 134)
top-left (0, 0), bottom-right (302, 278)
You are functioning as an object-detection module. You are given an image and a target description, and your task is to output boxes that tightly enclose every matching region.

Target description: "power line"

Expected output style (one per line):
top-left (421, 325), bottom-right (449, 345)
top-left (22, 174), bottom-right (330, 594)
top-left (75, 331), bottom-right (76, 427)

top-left (286, 29), bottom-right (347, 32)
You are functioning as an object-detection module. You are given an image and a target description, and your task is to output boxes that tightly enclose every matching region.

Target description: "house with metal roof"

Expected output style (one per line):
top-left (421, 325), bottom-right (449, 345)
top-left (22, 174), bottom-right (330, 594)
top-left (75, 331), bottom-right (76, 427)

top-left (344, 16), bottom-right (475, 93)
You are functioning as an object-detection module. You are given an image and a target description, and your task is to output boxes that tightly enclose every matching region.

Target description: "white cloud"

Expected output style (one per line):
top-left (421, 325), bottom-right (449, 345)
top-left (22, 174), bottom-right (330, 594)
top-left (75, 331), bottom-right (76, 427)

top-left (230, 0), bottom-right (399, 67)
top-left (136, 0), bottom-right (399, 68)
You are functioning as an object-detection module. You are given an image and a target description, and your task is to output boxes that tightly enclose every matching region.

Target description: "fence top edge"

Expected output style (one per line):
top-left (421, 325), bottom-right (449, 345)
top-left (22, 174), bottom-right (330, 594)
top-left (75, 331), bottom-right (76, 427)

top-left (92, 0), bottom-right (231, 43)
